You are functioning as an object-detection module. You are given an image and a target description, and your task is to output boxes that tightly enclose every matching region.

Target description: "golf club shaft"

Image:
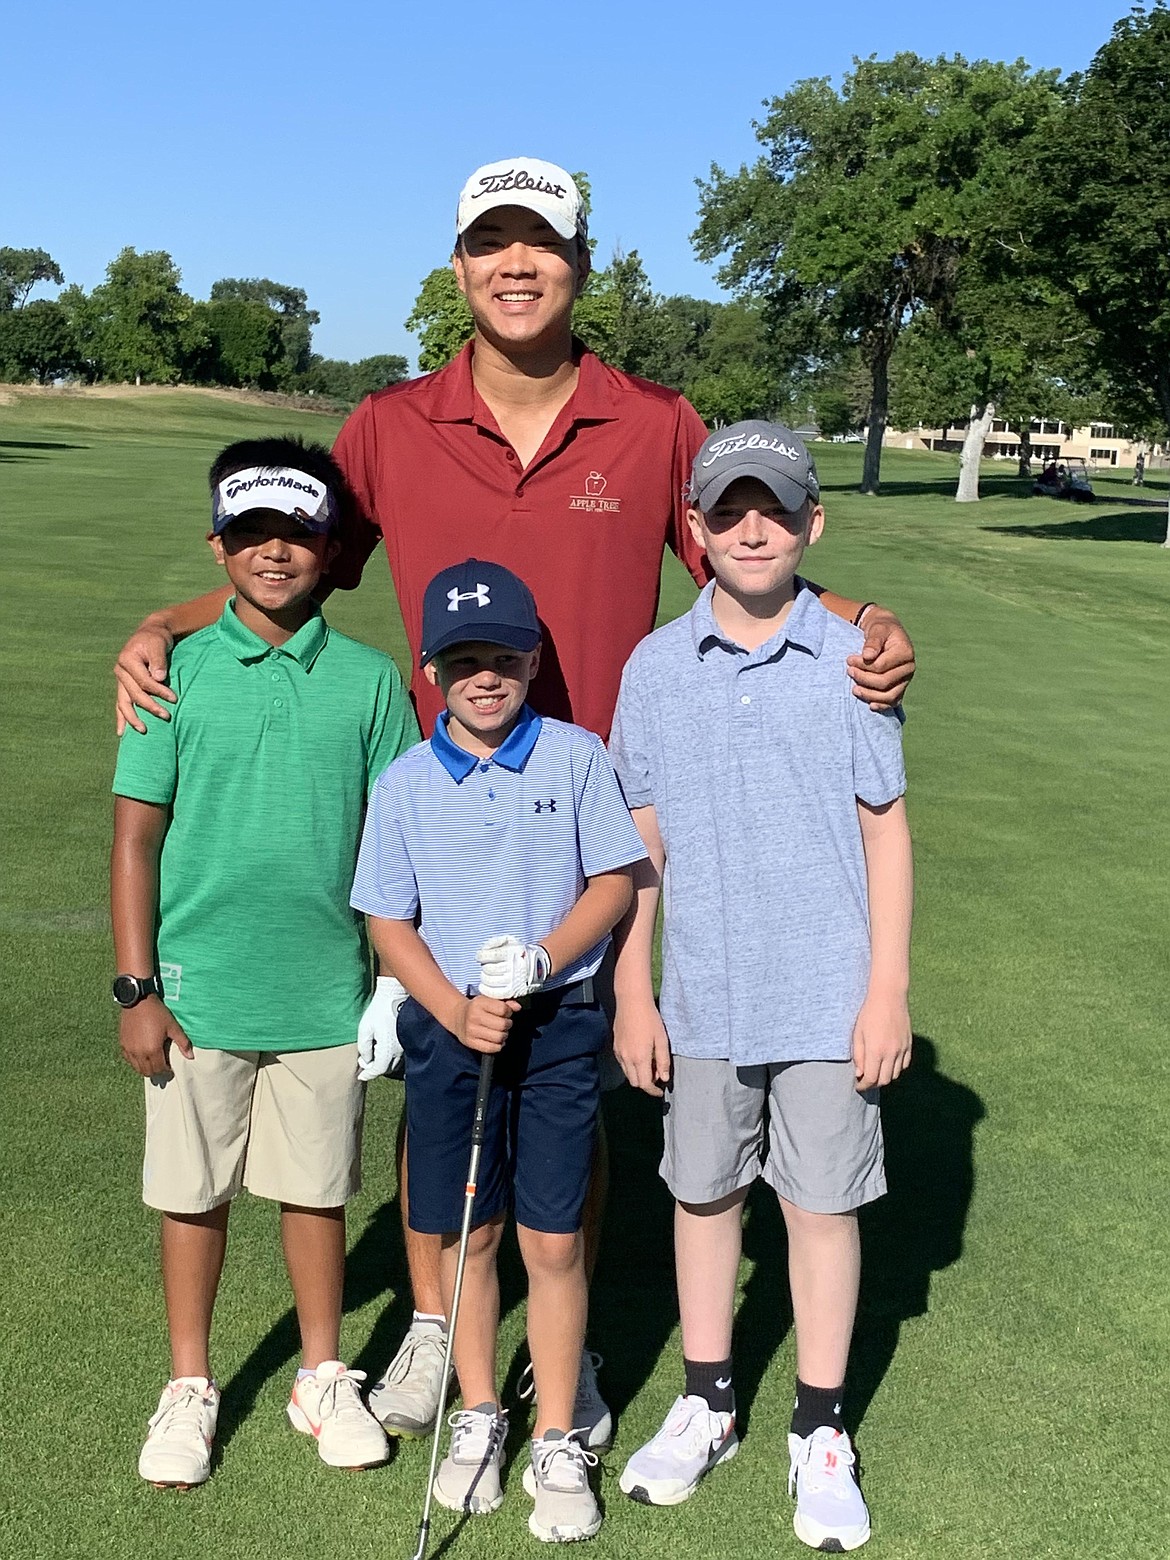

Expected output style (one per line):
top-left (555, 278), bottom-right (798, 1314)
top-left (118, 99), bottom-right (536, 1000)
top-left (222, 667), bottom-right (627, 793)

top-left (410, 1049), bottom-right (496, 1560)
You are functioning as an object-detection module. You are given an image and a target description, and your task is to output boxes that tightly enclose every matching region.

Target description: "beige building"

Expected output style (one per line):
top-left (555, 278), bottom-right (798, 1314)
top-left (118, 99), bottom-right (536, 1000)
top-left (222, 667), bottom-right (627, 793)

top-left (884, 418), bottom-right (1163, 467)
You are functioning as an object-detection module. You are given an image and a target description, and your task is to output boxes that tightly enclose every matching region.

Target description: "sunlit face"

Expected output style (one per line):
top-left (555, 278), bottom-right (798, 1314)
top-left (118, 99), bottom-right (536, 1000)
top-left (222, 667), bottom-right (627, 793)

top-left (687, 477), bottom-right (823, 602)
top-left (208, 510), bottom-right (338, 614)
top-left (453, 207), bottom-right (589, 351)
top-left (424, 639), bottom-right (541, 753)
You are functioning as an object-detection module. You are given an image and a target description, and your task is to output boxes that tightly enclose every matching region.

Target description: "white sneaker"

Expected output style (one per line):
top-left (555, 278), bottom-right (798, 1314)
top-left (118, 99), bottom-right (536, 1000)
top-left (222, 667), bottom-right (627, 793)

top-left (138, 1376), bottom-right (220, 1489)
top-left (523, 1433), bottom-right (601, 1542)
top-left (618, 1393), bottom-right (737, 1505)
top-left (367, 1320), bottom-right (449, 1437)
top-left (433, 1407), bottom-right (508, 1514)
top-left (518, 1349), bottom-right (613, 1451)
top-left (788, 1426), bottom-right (871, 1551)
top-left (287, 1361), bottom-right (389, 1469)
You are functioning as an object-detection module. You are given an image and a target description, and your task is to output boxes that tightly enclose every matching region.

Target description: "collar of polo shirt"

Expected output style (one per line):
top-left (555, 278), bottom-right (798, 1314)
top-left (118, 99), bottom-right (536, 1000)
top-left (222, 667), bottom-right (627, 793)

top-left (430, 702), bottom-right (543, 781)
top-left (691, 578), bottom-right (826, 661)
top-left (217, 599), bottom-right (329, 669)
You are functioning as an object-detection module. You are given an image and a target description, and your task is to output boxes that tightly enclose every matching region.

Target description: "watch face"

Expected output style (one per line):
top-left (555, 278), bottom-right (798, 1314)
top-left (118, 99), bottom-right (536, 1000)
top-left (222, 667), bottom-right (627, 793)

top-left (113, 975), bottom-right (143, 1006)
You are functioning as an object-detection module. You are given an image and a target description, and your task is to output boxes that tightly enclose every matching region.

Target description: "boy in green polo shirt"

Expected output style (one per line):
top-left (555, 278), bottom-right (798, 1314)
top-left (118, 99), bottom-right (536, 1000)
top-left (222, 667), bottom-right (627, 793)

top-left (111, 436), bottom-right (418, 1489)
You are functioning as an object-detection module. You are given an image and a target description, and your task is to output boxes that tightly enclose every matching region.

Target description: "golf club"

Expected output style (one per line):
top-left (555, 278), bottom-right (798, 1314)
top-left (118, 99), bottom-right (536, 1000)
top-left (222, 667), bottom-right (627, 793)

top-left (409, 1044), bottom-right (496, 1560)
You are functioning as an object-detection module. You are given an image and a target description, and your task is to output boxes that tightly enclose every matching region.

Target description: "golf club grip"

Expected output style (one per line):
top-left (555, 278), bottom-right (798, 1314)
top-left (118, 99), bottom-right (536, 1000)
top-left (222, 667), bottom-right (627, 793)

top-left (470, 1051), bottom-right (495, 1153)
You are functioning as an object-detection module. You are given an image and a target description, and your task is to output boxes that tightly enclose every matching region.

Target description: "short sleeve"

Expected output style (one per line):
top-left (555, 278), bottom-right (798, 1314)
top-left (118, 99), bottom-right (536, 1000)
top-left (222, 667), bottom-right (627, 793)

top-left (608, 656), bottom-right (654, 810)
top-left (112, 705), bottom-right (178, 805)
top-left (366, 664), bottom-right (421, 794)
top-left (350, 771), bottom-right (420, 921)
top-left (668, 395), bottom-right (713, 590)
top-left (329, 401), bottom-right (384, 593)
top-left (574, 737), bottom-right (648, 878)
top-left (851, 698), bottom-right (906, 809)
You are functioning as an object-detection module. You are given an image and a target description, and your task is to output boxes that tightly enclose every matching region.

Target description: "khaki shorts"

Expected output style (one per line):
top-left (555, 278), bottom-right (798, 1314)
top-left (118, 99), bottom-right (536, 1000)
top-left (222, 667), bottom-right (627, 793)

top-left (142, 1043), bottom-right (364, 1213)
top-left (661, 1055), bottom-right (885, 1214)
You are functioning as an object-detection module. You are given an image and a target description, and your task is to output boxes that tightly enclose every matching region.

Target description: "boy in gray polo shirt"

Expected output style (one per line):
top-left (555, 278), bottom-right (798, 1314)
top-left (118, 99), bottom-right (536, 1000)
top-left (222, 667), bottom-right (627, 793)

top-left (609, 422), bottom-right (912, 1552)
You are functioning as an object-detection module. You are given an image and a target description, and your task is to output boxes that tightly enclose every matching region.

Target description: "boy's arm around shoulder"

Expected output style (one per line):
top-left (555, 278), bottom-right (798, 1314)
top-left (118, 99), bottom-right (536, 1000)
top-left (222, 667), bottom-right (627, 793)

top-left (853, 794), bottom-right (913, 1091)
top-left (110, 795), bottom-right (194, 1077)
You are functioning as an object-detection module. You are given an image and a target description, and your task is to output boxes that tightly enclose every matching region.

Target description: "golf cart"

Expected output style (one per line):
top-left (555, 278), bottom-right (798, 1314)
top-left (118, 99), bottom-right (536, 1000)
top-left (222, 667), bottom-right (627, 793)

top-left (1033, 456), bottom-right (1094, 503)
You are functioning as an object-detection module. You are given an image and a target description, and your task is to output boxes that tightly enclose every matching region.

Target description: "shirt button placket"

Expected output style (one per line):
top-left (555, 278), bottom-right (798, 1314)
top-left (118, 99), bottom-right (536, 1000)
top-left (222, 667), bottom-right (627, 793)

top-left (480, 763), bottom-right (497, 827)
top-left (269, 656), bottom-right (288, 726)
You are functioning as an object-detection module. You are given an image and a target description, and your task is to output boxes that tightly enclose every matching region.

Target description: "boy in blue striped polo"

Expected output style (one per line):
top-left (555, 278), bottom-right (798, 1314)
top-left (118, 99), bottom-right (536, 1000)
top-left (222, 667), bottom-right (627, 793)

top-left (609, 423), bottom-right (913, 1552)
top-left (351, 559), bottom-right (646, 1544)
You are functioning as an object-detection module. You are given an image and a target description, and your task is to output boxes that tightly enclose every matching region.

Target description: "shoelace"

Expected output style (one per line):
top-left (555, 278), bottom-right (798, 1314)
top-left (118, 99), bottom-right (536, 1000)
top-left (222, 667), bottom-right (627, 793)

top-left (148, 1382), bottom-right (213, 1437)
top-left (380, 1329), bottom-right (445, 1388)
top-left (649, 1397), bottom-right (722, 1456)
top-left (788, 1431), bottom-right (857, 1496)
top-left (314, 1368), bottom-right (370, 1422)
top-left (449, 1408), bottom-right (507, 1461)
top-left (517, 1351), bottom-right (604, 1408)
top-left (533, 1433), bottom-right (599, 1490)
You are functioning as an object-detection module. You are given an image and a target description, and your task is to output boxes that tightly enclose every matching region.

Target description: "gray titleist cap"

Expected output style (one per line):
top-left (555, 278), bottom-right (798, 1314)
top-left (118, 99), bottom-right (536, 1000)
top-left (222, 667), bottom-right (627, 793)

top-left (689, 421), bottom-right (820, 512)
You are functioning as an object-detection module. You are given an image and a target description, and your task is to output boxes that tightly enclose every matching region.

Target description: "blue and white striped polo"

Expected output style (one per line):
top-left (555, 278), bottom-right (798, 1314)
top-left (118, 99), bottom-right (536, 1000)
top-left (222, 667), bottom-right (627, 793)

top-left (351, 704), bottom-right (646, 995)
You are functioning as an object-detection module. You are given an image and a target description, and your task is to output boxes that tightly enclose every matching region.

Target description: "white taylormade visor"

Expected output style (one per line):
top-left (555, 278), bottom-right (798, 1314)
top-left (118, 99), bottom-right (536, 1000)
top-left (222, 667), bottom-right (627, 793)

top-left (211, 466), bottom-right (336, 535)
top-left (455, 157), bottom-right (588, 242)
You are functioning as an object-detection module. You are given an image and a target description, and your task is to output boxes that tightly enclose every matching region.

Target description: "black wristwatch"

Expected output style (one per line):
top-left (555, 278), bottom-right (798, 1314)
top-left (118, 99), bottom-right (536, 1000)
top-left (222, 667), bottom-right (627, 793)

top-left (112, 974), bottom-right (163, 1008)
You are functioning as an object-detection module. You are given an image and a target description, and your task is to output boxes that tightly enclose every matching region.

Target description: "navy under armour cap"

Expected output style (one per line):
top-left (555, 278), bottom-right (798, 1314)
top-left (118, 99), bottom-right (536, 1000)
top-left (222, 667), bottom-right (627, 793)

top-left (420, 559), bottom-right (542, 667)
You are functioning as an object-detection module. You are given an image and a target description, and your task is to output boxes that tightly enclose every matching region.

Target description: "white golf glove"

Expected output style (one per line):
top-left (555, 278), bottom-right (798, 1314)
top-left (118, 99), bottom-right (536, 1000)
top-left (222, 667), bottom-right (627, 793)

top-left (356, 975), bottom-right (408, 1081)
top-left (475, 935), bottom-right (552, 999)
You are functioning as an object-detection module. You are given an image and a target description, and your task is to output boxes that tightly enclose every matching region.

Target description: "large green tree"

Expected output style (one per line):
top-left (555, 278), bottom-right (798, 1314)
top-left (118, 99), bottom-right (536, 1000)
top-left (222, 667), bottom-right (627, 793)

top-left (1029, 3), bottom-right (1170, 538)
top-left (81, 248), bottom-right (199, 384)
top-left (694, 53), bottom-right (1062, 493)
top-left (210, 278), bottom-right (319, 387)
top-left (0, 300), bottom-right (80, 383)
top-left (0, 247), bottom-right (65, 311)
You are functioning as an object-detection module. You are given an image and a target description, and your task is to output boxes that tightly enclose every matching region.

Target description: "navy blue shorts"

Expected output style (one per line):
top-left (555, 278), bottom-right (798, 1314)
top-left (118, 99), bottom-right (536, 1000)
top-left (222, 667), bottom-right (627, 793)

top-left (399, 979), bottom-right (606, 1236)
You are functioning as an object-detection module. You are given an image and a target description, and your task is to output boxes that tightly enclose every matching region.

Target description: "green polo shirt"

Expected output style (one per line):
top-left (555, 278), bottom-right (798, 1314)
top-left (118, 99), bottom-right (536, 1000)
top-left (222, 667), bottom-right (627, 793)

top-left (113, 600), bottom-right (419, 1051)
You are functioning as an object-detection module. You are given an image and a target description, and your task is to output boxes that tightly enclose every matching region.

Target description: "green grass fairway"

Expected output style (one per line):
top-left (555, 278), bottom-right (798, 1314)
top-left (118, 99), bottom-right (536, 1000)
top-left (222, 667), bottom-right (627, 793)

top-left (2, 388), bottom-right (1167, 1559)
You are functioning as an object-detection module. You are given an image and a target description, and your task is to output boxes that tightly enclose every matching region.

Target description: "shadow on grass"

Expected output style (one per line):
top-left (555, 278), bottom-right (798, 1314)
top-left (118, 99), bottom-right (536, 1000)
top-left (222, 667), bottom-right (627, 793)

top-left (985, 508), bottom-right (1167, 543)
top-left (216, 1036), bottom-right (982, 1450)
top-left (0, 438), bottom-right (88, 460)
top-left (820, 474), bottom-right (1035, 501)
top-left (849, 1035), bottom-right (984, 1432)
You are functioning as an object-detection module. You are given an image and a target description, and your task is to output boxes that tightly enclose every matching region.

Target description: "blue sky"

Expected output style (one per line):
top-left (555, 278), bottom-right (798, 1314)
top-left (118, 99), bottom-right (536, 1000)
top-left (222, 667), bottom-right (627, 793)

top-left (3, 0), bottom-right (1126, 369)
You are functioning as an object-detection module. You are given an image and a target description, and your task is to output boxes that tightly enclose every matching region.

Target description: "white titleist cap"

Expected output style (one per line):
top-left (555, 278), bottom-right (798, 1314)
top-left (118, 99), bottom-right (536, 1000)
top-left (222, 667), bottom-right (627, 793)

top-left (456, 157), bottom-right (588, 243)
top-left (211, 466), bottom-right (336, 535)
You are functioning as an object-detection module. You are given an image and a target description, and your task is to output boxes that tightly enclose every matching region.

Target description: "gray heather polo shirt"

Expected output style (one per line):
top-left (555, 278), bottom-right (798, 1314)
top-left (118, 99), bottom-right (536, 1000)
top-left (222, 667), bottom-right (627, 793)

top-left (609, 582), bottom-right (906, 1066)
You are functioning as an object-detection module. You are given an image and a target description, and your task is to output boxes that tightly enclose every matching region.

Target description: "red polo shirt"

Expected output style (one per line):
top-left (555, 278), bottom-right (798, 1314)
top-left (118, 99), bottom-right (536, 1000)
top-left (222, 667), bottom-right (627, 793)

top-left (330, 341), bottom-right (709, 738)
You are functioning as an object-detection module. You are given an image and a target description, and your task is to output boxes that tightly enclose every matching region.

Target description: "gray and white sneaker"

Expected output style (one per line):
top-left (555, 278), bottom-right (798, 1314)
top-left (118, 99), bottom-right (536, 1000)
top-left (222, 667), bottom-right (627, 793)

top-left (138, 1376), bottom-right (220, 1489)
top-left (523, 1433), bottom-right (601, 1542)
top-left (788, 1426), bottom-right (870, 1551)
top-left (518, 1350), bottom-right (612, 1451)
top-left (618, 1393), bottom-right (737, 1505)
top-left (433, 1407), bottom-right (508, 1514)
top-left (366, 1320), bottom-right (448, 1437)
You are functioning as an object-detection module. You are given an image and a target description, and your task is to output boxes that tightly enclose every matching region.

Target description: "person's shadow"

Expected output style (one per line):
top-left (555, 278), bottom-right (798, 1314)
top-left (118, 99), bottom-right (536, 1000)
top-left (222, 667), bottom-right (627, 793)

top-left (731, 1034), bottom-right (983, 1437)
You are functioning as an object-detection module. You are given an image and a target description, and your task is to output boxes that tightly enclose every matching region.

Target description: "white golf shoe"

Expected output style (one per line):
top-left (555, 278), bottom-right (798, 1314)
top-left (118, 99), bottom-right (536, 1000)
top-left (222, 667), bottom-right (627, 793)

top-left (618, 1393), bottom-right (737, 1505)
top-left (518, 1349), bottom-right (613, 1451)
top-left (787, 1426), bottom-right (870, 1551)
top-left (287, 1360), bottom-right (389, 1469)
top-left (433, 1407), bottom-right (508, 1514)
top-left (138, 1376), bottom-right (220, 1489)
top-left (367, 1319), bottom-right (448, 1437)
top-left (523, 1433), bottom-right (601, 1542)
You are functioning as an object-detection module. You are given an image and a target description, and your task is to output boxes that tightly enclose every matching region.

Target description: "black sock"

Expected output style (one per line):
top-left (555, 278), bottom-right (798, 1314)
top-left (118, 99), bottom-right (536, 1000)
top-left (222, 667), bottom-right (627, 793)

top-left (683, 1356), bottom-right (734, 1416)
top-left (791, 1378), bottom-right (845, 1438)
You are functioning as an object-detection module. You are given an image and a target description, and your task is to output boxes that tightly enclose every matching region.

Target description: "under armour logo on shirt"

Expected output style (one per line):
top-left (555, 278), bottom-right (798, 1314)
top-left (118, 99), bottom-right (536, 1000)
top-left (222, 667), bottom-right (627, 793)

top-left (534, 799), bottom-right (557, 813)
top-left (448, 584), bottom-right (490, 611)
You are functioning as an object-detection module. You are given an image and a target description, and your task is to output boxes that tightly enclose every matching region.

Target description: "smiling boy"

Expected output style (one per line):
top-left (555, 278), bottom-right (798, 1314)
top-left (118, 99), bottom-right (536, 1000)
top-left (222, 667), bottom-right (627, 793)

top-left (111, 437), bottom-right (417, 1487)
top-left (351, 559), bottom-right (646, 1542)
top-left (609, 423), bottom-right (913, 1551)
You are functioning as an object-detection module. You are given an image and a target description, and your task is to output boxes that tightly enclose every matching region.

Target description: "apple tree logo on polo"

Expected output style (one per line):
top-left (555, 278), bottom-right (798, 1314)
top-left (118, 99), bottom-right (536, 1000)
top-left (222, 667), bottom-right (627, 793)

top-left (570, 471), bottom-right (622, 514)
top-left (448, 584), bottom-right (491, 611)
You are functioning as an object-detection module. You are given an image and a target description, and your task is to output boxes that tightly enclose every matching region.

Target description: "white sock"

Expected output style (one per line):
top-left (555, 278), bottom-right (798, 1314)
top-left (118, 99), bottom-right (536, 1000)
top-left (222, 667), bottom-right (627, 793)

top-left (413, 1310), bottom-right (447, 1329)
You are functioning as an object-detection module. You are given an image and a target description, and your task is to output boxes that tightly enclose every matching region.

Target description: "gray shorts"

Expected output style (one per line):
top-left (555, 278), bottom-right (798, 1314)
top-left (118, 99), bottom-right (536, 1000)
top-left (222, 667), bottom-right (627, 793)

top-left (660, 1055), bottom-right (885, 1214)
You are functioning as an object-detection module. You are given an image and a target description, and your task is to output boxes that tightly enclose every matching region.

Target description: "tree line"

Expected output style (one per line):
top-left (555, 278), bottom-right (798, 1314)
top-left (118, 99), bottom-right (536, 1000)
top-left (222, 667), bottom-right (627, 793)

top-left (4, 4), bottom-right (1167, 500)
top-left (0, 248), bottom-right (407, 407)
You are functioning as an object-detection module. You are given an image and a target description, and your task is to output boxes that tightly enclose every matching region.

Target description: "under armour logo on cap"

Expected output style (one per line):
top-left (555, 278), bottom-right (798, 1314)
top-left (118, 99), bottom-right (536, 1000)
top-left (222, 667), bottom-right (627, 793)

top-left (420, 558), bottom-right (542, 668)
top-left (448, 584), bottom-right (491, 611)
